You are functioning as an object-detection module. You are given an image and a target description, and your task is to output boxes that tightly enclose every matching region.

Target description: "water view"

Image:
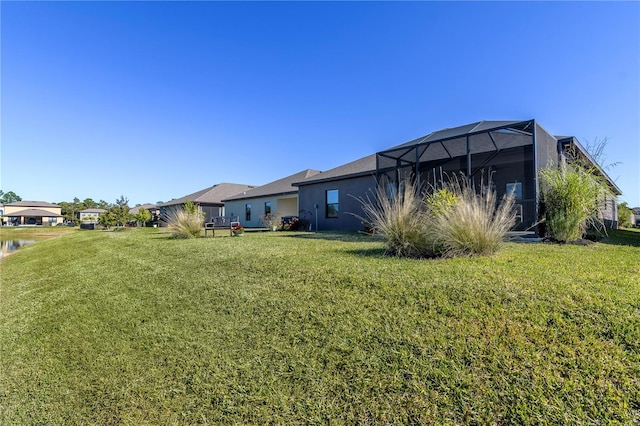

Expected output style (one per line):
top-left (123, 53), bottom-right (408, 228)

top-left (0, 239), bottom-right (36, 258)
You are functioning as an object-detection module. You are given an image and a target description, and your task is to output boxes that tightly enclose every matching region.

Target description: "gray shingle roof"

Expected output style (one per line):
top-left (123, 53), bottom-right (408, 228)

top-left (162, 183), bottom-right (256, 207)
top-left (5, 208), bottom-right (63, 217)
top-left (80, 208), bottom-right (106, 214)
top-left (130, 204), bottom-right (158, 215)
top-left (223, 169), bottom-right (321, 201)
top-left (4, 200), bottom-right (61, 208)
top-left (293, 154), bottom-right (377, 186)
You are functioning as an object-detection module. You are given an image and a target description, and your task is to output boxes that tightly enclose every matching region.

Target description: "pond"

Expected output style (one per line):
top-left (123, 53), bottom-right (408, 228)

top-left (0, 239), bottom-right (36, 258)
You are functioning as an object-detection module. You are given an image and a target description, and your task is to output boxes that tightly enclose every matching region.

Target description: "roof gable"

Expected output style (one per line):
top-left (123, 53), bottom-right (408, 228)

top-left (4, 200), bottom-right (61, 208)
top-left (130, 203), bottom-right (158, 214)
top-left (5, 208), bottom-right (63, 217)
top-left (223, 169), bottom-right (321, 201)
top-left (163, 183), bottom-right (256, 206)
top-left (294, 154), bottom-right (377, 186)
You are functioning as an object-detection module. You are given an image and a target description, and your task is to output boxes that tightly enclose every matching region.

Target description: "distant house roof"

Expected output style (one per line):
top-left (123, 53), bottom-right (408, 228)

top-left (162, 183), bottom-right (257, 207)
top-left (79, 208), bottom-right (106, 214)
top-left (223, 169), bottom-right (321, 201)
top-left (294, 155), bottom-right (377, 186)
top-left (4, 200), bottom-right (61, 208)
top-left (6, 208), bottom-right (63, 217)
top-left (130, 204), bottom-right (158, 215)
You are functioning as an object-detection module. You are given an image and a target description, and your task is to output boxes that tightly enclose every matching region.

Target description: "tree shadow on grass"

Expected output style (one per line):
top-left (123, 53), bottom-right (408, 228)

top-left (343, 247), bottom-right (388, 258)
top-left (281, 232), bottom-right (388, 258)
top-left (280, 231), bottom-right (378, 243)
top-left (600, 229), bottom-right (640, 247)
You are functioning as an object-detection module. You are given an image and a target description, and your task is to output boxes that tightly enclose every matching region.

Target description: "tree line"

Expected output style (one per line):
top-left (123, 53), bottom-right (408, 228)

top-left (62, 195), bottom-right (155, 228)
top-left (1, 191), bottom-right (157, 227)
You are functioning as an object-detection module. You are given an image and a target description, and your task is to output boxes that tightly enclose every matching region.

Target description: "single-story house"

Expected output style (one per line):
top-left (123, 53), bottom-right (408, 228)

top-left (78, 208), bottom-right (106, 222)
top-left (1, 201), bottom-right (64, 226)
top-left (130, 203), bottom-right (160, 217)
top-left (295, 119), bottom-right (621, 233)
top-left (294, 155), bottom-right (377, 231)
top-left (222, 169), bottom-right (321, 228)
top-left (130, 203), bottom-right (161, 225)
top-left (160, 183), bottom-right (256, 223)
top-left (632, 207), bottom-right (640, 227)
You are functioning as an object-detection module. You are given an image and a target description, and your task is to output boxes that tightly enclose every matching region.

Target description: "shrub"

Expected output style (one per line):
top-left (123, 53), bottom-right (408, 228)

top-left (98, 211), bottom-right (117, 229)
top-left (259, 213), bottom-right (281, 230)
top-left (288, 217), bottom-right (310, 231)
top-left (617, 202), bottom-right (633, 228)
top-left (425, 188), bottom-right (458, 217)
top-left (356, 180), bottom-right (439, 258)
top-left (540, 163), bottom-right (607, 242)
top-left (434, 178), bottom-right (515, 257)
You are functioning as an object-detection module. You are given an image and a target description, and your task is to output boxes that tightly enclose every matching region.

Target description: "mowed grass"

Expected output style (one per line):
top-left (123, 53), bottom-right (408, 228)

top-left (1, 228), bottom-right (638, 424)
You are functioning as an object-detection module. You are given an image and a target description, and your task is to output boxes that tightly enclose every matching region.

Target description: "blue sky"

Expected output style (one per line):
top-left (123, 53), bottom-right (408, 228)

top-left (2, 1), bottom-right (639, 207)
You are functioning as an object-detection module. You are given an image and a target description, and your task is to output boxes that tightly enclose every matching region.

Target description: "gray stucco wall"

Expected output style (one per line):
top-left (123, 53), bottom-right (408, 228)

top-left (297, 174), bottom-right (377, 231)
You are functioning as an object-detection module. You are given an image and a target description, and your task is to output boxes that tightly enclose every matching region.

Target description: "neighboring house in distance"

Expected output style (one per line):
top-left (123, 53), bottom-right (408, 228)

top-left (223, 169), bottom-right (321, 228)
top-left (296, 119), bottom-right (621, 233)
top-left (632, 207), bottom-right (640, 227)
top-left (160, 183), bottom-right (256, 223)
top-left (294, 155), bottom-right (377, 231)
top-left (1, 201), bottom-right (64, 226)
top-left (130, 203), bottom-right (160, 216)
top-left (78, 208), bottom-right (106, 222)
top-left (130, 204), bottom-right (161, 223)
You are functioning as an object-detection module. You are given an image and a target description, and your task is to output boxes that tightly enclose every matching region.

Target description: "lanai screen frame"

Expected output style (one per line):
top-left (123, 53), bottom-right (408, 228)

top-left (375, 119), bottom-right (540, 230)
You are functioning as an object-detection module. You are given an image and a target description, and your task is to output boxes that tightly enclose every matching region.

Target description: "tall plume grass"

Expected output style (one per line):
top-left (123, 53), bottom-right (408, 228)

top-left (540, 163), bottom-right (607, 242)
top-left (355, 180), bottom-right (439, 258)
top-left (161, 202), bottom-right (204, 239)
top-left (356, 175), bottom-right (515, 258)
top-left (434, 177), bottom-right (515, 257)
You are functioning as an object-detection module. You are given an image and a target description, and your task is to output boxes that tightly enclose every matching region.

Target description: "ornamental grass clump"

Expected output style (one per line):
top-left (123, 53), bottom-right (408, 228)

top-left (433, 178), bottom-right (516, 257)
top-left (356, 180), bottom-right (438, 258)
top-left (357, 176), bottom-right (515, 258)
top-left (162, 201), bottom-right (204, 239)
top-left (540, 163), bottom-right (607, 242)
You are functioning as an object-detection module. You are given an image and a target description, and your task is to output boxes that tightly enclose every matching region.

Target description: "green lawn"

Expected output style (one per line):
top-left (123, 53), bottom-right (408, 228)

top-left (1, 227), bottom-right (638, 424)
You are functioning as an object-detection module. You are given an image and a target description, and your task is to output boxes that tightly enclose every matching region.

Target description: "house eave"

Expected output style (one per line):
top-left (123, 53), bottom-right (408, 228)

top-left (293, 171), bottom-right (376, 187)
top-left (222, 190), bottom-right (298, 202)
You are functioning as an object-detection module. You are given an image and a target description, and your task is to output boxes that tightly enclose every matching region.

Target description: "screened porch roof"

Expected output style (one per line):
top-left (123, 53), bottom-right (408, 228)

top-left (377, 120), bottom-right (535, 168)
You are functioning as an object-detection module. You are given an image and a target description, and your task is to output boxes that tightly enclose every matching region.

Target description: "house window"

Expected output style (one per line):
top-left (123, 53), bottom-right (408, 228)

top-left (386, 182), bottom-right (397, 201)
top-left (245, 204), bottom-right (252, 221)
top-left (265, 202), bottom-right (271, 216)
top-left (506, 182), bottom-right (522, 200)
top-left (326, 190), bottom-right (339, 218)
